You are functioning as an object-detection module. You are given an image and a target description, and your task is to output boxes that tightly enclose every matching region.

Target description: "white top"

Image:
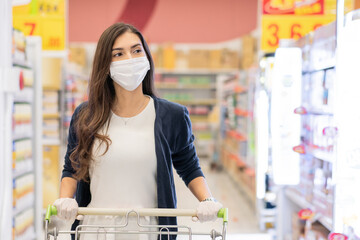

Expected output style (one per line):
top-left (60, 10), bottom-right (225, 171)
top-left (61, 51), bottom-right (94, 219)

top-left (81, 96), bottom-right (158, 240)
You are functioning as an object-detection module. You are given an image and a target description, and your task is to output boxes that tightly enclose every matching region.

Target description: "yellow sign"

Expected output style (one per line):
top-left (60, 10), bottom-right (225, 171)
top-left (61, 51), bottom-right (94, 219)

top-left (260, 0), bottom-right (354, 52)
top-left (261, 15), bottom-right (335, 52)
top-left (13, 0), bottom-right (65, 51)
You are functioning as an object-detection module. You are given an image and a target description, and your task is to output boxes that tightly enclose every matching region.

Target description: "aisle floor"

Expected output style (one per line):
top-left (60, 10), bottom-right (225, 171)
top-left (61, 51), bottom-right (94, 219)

top-left (174, 161), bottom-right (270, 239)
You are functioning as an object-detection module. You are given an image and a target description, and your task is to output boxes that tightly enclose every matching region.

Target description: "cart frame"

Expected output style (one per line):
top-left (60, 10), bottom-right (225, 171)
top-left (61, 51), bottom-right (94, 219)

top-left (45, 205), bottom-right (228, 240)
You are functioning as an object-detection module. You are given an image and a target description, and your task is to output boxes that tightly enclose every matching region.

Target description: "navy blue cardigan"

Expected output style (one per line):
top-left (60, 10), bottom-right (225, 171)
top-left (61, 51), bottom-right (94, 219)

top-left (62, 96), bottom-right (204, 239)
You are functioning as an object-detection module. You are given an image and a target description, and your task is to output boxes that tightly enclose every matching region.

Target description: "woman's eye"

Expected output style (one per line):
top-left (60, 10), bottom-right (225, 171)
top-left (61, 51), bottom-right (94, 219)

top-left (114, 52), bottom-right (123, 57)
top-left (134, 49), bottom-right (142, 54)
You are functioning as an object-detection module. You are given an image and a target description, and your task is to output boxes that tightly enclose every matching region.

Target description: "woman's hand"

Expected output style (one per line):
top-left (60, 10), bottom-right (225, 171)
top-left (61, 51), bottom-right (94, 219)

top-left (195, 199), bottom-right (223, 222)
top-left (53, 198), bottom-right (78, 221)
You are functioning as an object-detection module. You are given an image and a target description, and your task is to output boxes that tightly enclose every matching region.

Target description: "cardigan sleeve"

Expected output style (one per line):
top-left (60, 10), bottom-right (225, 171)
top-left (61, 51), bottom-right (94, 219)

top-left (61, 103), bottom-right (84, 179)
top-left (172, 107), bottom-right (204, 186)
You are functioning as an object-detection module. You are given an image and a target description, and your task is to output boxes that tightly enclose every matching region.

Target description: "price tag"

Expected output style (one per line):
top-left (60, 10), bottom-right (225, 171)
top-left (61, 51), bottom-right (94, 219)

top-left (13, 0), bottom-right (65, 51)
top-left (13, 15), bottom-right (65, 51)
top-left (261, 15), bottom-right (335, 52)
top-left (298, 208), bottom-right (314, 220)
top-left (328, 233), bottom-right (348, 240)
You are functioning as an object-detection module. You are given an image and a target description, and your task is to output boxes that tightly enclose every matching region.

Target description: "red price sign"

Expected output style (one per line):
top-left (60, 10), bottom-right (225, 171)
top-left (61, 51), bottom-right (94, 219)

top-left (298, 208), bottom-right (314, 220)
top-left (328, 233), bottom-right (348, 240)
top-left (261, 15), bottom-right (335, 52)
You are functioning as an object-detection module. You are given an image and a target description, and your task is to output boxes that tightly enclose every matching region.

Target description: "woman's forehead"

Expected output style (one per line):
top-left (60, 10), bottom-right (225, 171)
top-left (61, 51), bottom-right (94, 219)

top-left (112, 32), bottom-right (142, 49)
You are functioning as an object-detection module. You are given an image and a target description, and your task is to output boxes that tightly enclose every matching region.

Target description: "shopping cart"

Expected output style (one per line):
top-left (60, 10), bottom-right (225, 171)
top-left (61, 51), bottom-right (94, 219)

top-left (45, 205), bottom-right (228, 240)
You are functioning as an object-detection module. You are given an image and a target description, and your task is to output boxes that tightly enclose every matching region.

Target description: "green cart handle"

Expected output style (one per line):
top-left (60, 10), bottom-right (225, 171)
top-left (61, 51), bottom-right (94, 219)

top-left (217, 208), bottom-right (229, 223)
top-left (45, 205), bottom-right (228, 223)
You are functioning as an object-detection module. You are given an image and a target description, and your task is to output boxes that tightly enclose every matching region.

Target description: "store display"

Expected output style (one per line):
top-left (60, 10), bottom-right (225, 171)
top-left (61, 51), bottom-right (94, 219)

top-left (220, 71), bottom-right (257, 203)
top-left (276, 10), bottom-right (360, 240)
top-left (0, 29), bottom-right (43, 240)
top-left (155, 71), bottom-right (223, 160)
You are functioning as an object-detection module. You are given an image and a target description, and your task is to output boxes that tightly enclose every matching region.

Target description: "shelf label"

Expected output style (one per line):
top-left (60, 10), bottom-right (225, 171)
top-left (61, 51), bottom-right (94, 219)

top-left (328, 233), bottom-right (348, 240)
top-left (298, 208), bottom-right (314, 220)
top-left (294, 106), bottom-right (307, 115)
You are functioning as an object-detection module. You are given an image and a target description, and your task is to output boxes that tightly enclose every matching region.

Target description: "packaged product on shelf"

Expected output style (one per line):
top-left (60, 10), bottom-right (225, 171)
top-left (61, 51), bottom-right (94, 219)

top-left (175, 50), bottom-right (188, 69)
top-left (163, 44), bottom-right (176, 69)
top-left (12, 29), bottom-right (26, 62)
top-left (188, 49), bottom-right (210, 69)
top-left (13, 208), bottom-right (34, 238)
top-left (12, 139), bottom-right (32, 177)
top-left (209, 49), bottom-right (222, 69)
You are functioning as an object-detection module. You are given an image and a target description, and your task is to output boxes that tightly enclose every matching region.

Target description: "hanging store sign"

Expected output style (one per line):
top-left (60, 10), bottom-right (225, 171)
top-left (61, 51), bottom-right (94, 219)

top-left (261, 0), bottom-right (354, 52)
top-left (261, 15), bottom-right (334, 52)
top-left (263, 0), bottom-right (325, 15)
top-left (12, 0), bottom-right (65, 51)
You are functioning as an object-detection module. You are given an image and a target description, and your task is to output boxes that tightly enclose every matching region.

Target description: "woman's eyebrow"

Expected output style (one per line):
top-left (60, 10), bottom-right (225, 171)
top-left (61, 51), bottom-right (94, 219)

top-left (112, 43), bottom-right (141, 51)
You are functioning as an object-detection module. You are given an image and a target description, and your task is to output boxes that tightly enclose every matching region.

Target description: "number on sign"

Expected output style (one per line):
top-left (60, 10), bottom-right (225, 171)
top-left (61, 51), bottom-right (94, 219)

top-left (267, 24), bottom-right (279, 47)
top-left (24, 22), bottom-right (36, 35)
top-left (291, 24), bottom-right (302, 39)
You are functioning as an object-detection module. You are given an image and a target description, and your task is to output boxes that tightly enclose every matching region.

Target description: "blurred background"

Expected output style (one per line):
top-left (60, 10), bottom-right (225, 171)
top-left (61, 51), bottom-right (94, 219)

top-left (1, 0), bottom-right (360, 239)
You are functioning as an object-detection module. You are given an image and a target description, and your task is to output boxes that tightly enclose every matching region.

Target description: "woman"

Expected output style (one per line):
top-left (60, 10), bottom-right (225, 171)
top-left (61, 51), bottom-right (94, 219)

top-left (54, 22), bottom-right (222, 240)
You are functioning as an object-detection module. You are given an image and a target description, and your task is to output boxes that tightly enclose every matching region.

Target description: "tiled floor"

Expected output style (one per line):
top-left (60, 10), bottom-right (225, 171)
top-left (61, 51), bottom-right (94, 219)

top-left (174, 160), bottom-right (265, 239)
top-left (48, 160), bottom-right (271, 240)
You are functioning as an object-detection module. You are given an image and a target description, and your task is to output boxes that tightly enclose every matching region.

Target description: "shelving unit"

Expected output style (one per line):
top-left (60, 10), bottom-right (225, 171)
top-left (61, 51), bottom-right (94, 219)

top-left (63, 70), bottom-right (88, 134)
top-left (277, 10), bottom-right (360, 239)
top-left (219, 70), bottom-right (257, 204)
top-left (3, 29), bottom-right (43, 240)
top-left (155, 70), bottom-right (228, 161)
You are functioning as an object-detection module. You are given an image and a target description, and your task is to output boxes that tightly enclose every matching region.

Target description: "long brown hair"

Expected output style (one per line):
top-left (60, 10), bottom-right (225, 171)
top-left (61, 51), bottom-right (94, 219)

top-left (70, 23), bottom-right (157, 182)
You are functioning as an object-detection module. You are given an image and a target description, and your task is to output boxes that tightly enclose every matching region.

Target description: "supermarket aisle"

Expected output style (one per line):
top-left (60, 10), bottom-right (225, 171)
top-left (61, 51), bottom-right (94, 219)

top-left (175, 160), bottom-right (270, 240)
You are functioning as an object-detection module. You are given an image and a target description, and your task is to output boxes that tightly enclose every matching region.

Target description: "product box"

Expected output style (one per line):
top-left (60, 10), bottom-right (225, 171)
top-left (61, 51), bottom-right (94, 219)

top-left (188, 50), bottom-right (210, 69)
top-left (175, 50), bottom-right (188, 69)
top-left (69, 47), bottom-right (87, 67)
top-left (222, 49), bottom-right (240, 69)
top-left (43, 145), bottom-right (60, 209)
top-left (42, 57), bottom-right (62, 90)
top-left (209, 49), bottom-right (222, 69)
top-left (241, 35), bottom-right (257, 69)
top-left (163, 44), bottom-right (176, 70)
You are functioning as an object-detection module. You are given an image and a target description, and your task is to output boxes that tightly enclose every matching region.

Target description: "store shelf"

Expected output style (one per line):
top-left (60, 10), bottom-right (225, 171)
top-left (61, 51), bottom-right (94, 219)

top-left (190, 116), bottom-right (209, 123)
top-left (43, 138), bottom-right (61, 146)
top-left (309, 149), bottom-right (334, 163)
top-left (13, 59), bottom-right (32, 69)
top-left (13, 192), bottom-right (35, 216)
top-left (43, 113), bottom-right (60, 119)
top-left (173, 99), bottom-right (217, 105)
top-left (156, 68), bottom-right (239, 75)
top-left (155, 83), bottom-right (216, 89)
top-left (285, 188), bottom-right (333, 230)
top-left (13, 134), bottom-right (32, 142)
top-left (226, 130), bottom-right (247, 142)
top-left (13, 159), bottom-right (34, 179)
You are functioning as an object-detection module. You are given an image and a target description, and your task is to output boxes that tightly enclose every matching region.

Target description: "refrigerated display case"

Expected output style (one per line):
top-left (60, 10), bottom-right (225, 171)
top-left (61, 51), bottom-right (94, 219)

top-left (0, 25), bottom-right (43, 240)
top-left (276, 8), bottom-right (360, 240)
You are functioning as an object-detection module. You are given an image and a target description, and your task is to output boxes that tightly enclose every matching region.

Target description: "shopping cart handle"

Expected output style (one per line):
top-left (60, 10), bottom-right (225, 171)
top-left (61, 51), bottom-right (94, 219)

top-left (45, 205), bottom-right (228, 223)
top-left (45, 205), bottom-right (57, 221)
top-left (218, 208), bottom-right (228, 223)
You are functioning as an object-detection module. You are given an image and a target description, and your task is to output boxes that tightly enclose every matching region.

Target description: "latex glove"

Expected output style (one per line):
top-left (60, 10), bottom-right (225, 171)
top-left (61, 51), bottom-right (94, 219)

top-left (195, 200), bottom-right (223, 223)
top-left (53, 198), bottom-right (78, 221)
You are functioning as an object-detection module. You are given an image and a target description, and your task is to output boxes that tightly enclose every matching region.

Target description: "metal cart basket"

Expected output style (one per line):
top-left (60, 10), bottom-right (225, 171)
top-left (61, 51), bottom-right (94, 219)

top-left (45, 205), bottom-right (228, 240)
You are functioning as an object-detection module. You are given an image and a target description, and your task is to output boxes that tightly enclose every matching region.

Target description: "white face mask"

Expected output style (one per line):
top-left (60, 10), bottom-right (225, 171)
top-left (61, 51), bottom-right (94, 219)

top-left (110, 56), bottom-right (150, 91)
